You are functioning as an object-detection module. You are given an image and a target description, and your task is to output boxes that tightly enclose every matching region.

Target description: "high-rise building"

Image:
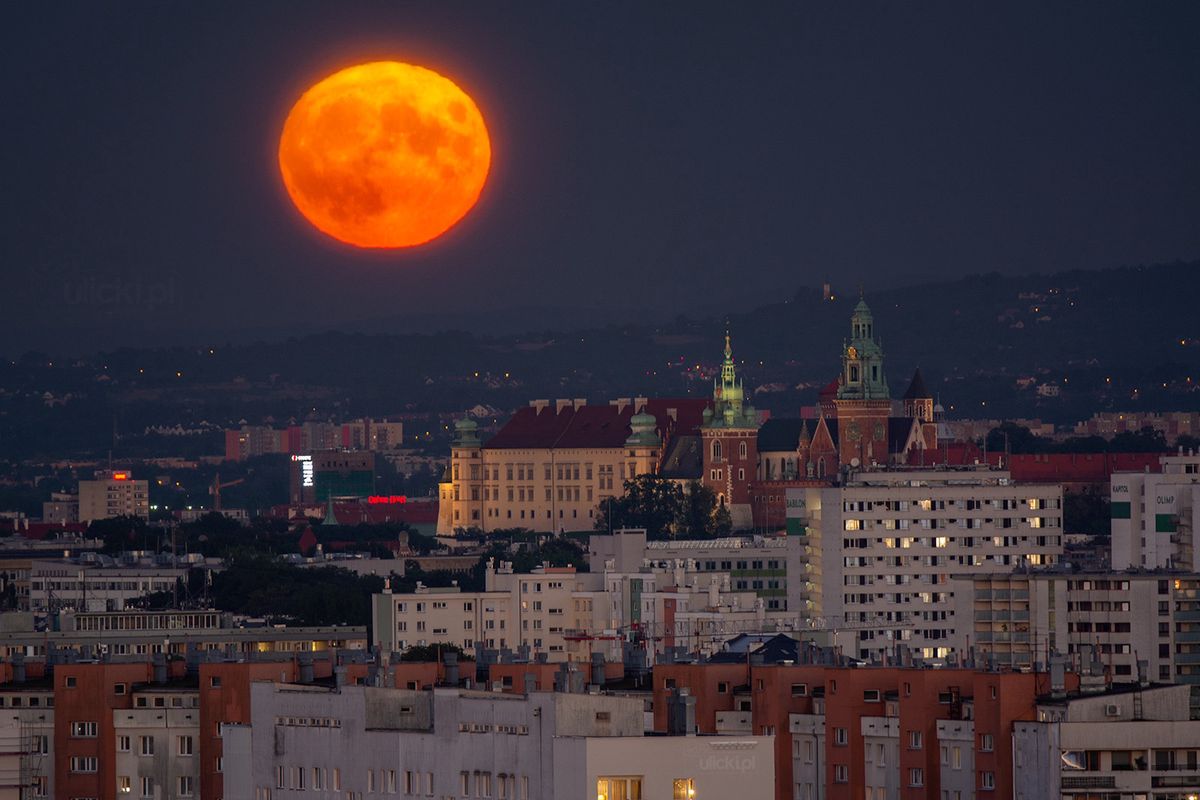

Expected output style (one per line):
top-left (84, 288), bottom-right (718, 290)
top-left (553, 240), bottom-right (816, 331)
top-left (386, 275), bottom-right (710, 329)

top-left (954, 570), bottom-right (1196, 683)
top-left (796, 469), bottom-right (1064, 661)
top-left (290, 450), bottom-right (376, 504)
top-left (77, 471), bottom-right (149, 524)
top-left (1111, 451), bottom-right (1200, 570)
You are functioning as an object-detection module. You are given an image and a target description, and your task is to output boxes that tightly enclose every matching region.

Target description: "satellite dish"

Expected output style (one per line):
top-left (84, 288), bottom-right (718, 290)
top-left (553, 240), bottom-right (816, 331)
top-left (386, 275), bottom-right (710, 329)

top-left (850, 457), bottom-right (861, 467)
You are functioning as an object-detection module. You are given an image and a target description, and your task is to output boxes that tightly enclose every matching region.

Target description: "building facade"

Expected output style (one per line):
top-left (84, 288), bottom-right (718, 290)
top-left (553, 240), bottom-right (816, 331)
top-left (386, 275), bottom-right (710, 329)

top-left (78, 472), bottom-right (149, 525)
top-left (1013, 683), bottom-right (1200, 800)
top-left (955, 570), bottom-right (1199, 683)
top-left (438, 398), bottom-right (708, 534)
top-left (1111, 452), bottom-right (1200, 571)
top-left (798, 469), bottom-right (1064, 661)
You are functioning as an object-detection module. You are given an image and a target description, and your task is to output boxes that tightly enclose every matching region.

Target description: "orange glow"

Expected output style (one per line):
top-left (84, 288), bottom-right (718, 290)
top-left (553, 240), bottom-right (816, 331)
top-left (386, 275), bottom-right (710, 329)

top-left (278, 62), bottom-right (491, 248)
top-left (112, 472), bottom-right (129, 481)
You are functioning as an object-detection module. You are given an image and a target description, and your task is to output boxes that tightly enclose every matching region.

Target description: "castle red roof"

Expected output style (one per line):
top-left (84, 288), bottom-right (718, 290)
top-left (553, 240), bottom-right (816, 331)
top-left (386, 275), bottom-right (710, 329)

top-left (484, 399), bottom-right (710, 450)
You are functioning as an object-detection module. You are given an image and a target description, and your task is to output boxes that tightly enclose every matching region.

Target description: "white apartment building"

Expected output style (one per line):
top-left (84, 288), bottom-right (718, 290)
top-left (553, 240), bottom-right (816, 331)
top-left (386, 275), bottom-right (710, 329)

top-left (113, 685), bottom-right (201, 800)
top-left (371, 563), bottom-right (601, 661)
top-left (27, 561), bottom-right (189, 613)
top-left (589, 528), bottom-right (807, 612)
top-left (0, 687), bottom-right (53, 800)
top-left (1112, 451), bottom-right (1200, 570)
top-left (222, 682), bottom-right (774, 800)
top-left (953, 571), bottom-right (1193, 683)
top-left (1013, 683), bottom-right (1200, 800)
top-left (373, 543), bottom-right (802, 665)
top-left (78, 472), bottom-right (149, 524)
top-left (572, 561), bottom-right (796, 663)
top-left (799, 468), bottom-right (1064, 661)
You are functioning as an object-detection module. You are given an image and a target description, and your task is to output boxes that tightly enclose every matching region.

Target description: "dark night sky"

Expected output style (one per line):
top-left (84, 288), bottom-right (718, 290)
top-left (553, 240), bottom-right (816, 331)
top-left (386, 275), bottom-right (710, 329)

top-left (5, 2), bottom-right (1200, 356)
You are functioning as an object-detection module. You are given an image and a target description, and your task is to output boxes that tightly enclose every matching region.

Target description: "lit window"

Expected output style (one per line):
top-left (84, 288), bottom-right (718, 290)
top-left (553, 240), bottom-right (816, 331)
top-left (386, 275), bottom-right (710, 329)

top-left (597, 777), bottom-right (643, 800)
top-left (672, 778), bottom-right (696, 799)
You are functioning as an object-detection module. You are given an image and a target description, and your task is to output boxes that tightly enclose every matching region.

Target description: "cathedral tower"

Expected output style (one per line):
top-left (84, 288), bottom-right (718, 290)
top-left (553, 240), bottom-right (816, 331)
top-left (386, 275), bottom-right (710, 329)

top-left (834, 298), bottom-right (892, 467)
top-left (700, 333), bottom-right (759, 529)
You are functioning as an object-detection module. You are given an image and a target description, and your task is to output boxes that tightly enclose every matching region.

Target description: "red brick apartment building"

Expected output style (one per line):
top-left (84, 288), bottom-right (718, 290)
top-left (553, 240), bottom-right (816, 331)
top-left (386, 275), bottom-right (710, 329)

top-left (1, 655), bottom-right (442, 800)
top-left (653, 661), bottom-right (1067, 800)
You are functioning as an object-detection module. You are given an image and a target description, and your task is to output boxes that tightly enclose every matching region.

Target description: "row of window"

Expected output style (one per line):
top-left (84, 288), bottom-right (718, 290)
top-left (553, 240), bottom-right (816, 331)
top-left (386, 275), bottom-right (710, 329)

top-left (115, 775), bottom-right (194, 797)
top-left (843, 498), bottom-right (1057, 512)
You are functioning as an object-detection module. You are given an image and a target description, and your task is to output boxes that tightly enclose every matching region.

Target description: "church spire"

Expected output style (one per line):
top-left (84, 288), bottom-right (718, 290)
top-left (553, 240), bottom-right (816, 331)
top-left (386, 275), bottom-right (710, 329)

top-left (705, 328), bottom-right (755, 429)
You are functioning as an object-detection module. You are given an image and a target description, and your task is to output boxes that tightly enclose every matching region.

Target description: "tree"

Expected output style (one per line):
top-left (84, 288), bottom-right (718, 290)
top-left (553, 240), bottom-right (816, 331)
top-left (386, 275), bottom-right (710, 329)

top-left (677, 481), bottom-right (732, 539)
top-left (1109, 427), bottom-right (1168, 453)
top-left (1064, 492), bottom-right (1111, 537)
top-left (984, 423), bottom-right (1043, 455)
top-left (593, 475), bottom-right (683, 540)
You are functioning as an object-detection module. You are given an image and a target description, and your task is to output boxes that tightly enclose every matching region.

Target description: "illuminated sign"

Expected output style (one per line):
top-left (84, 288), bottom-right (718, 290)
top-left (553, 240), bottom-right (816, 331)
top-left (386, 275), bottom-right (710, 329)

top-left (112, 472), bottom-right (129, 481)
top-left (292, 455), bottom-right (314, 487)
top-left (367, 495), bottom-right (407, 505)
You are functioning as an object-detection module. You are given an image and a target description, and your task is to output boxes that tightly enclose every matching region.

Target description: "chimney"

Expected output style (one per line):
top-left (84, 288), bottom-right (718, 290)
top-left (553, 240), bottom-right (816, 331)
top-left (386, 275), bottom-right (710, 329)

top-left (298, 653), bottom-right (315, 685)
top-left (1049, 651), bottom-right (1068, 699)
top-left (590, 652), bottom-right (606, 688)
top-left (667, 688), bottom-right (697, 735)
top-left (443, 652), bottom-right (460, 686)
top-left (523, 672), bottom-right (537, 695)
top-left (152, 652), bottom-right (167, 685)
top-left (570, 665), bottom-right (585, 694)
top-left (334, 666), bottom-right (347, 688)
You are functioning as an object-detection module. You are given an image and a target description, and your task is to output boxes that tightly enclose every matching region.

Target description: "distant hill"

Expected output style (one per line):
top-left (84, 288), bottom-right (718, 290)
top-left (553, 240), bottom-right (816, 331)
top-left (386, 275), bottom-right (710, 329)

top-left (3, 261), bottom-right (1199, 459)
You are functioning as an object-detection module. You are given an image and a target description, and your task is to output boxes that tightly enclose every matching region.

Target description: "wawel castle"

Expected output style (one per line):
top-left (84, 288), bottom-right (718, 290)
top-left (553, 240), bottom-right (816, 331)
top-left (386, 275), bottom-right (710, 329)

top-left (438, 298), bottom-right (939, 534)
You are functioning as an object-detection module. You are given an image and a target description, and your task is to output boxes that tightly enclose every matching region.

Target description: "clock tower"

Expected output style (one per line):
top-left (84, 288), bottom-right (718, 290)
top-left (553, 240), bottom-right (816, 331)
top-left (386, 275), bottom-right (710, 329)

top-left (834, 297), bottom-right (892, 467)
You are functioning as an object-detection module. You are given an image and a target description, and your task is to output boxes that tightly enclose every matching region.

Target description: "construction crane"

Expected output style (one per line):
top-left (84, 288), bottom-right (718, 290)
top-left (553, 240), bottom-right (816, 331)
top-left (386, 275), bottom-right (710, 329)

top-left (209, 472), bottom-right (245, 512)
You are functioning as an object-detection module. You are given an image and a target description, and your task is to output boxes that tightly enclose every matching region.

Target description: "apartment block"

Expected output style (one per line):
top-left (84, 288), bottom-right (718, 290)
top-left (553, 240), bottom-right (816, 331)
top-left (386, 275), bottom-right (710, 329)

top-left (78, 472), bottom-right (149, 524)
top-left (654, 654), bottom-right (1046, 800)
top-left (372, 564), bottom-right (598, 661)
top-left (955, 570), bottom-right (1200, 684)
top-left (1013, 683), bottom-right (1200, 800)
top-left (220, 681), bottom-right (774, 800)
top-left (1112, 452), bottom-right (1200, 570)
top-left (589, 527), bottom-right (805, 612)
top-left (799, 468), bottom-right (1064, 661)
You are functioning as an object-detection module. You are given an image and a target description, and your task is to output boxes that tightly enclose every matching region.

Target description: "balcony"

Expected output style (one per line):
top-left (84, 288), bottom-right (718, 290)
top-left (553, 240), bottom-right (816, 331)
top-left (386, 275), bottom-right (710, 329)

top-left (1062, 776), bottom-right (1116, 790)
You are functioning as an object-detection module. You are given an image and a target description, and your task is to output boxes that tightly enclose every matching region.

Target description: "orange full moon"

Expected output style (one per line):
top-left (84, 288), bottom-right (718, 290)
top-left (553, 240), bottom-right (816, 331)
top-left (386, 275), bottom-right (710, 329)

top-left (278, 62), bottom-right (491, 248)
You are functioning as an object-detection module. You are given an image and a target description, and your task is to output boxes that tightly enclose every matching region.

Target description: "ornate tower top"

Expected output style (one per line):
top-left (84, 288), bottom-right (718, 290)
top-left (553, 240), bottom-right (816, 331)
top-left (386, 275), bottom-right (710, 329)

top-left (837, 297), bottom-right (891, 401)
top-left (704, 330), bottom-right (756, 429)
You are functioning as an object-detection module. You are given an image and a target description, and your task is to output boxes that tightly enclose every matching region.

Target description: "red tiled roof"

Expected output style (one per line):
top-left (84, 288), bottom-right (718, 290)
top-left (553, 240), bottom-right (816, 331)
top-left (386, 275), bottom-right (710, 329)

top-left (484, 399), bottom-right (710, 450)
top-left (1008, 452), bottom-right (1163, 483)
top-left (819, 377), bottom-right (840, 399)
top-left (17, 523), bottom-right (89, 541)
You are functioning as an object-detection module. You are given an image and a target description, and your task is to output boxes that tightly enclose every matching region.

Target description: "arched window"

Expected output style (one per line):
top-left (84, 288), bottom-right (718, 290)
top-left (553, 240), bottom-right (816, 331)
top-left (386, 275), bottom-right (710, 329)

top-left (850, 366), bottom-right (859, 382)
top-left (738, 441), bottom-right (748, 459)
top-left (817, 458), bottom-right (826, 479)
top-left (712, 440), bottom-right (722, 461)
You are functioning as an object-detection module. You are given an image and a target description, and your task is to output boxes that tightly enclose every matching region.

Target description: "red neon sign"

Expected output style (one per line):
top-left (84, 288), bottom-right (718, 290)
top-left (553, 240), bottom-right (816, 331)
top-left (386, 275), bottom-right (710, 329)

top-left (112, 472), bottom-right (129, 481)
top-left (367, 495), bottom-right (407, 505)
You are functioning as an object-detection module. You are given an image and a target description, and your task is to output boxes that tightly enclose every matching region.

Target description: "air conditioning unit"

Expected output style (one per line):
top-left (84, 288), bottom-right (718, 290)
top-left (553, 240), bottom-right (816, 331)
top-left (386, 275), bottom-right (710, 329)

top-left (1104, 704), bottom-right (1121, 717)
